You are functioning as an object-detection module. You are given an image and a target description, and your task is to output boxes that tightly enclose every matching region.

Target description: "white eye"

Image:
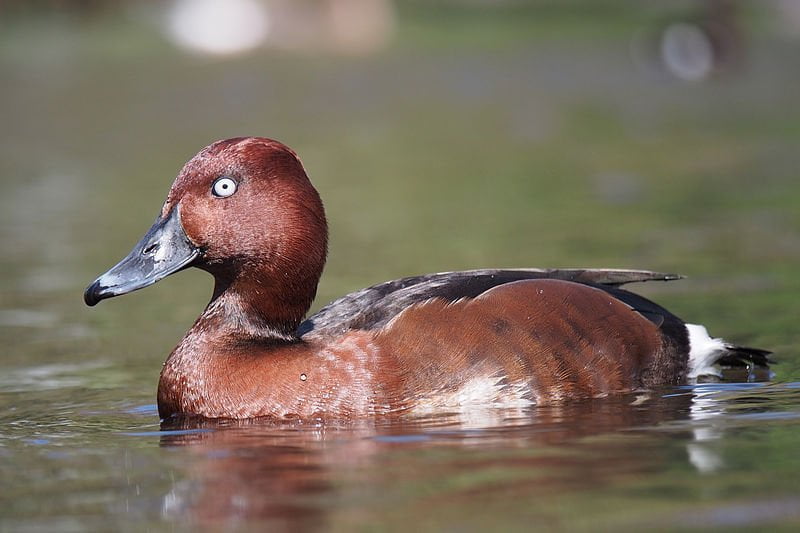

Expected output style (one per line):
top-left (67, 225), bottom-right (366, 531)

top-left (212, 177), bottom-right (237, 198)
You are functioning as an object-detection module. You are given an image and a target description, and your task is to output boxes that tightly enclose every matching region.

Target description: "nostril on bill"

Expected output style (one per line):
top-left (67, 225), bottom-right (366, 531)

top-left (143, 243), bottom-right (160, 255)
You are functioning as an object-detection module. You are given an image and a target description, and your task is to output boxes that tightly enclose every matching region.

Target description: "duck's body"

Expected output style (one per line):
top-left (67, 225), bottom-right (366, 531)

top-left (85, 137), bottom-right (769, 420)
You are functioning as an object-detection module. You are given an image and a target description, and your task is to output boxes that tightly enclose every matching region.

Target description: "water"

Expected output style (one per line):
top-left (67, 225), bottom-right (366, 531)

top-left (3, 384), bottom-right (800, 530)
top-left (2, 3), bottom-right (800, 531)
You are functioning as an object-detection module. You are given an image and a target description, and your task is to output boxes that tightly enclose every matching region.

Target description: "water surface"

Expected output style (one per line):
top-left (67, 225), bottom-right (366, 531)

top-left (2, 3), bottom-right (800, 531)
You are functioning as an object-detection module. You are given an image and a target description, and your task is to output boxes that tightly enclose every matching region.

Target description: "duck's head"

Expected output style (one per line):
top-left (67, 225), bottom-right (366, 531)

top-left (84, 137), bottom-right (328, 330)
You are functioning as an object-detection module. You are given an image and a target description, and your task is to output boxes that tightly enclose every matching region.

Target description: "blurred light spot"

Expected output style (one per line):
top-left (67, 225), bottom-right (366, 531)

top-left (328, 0), bottom-right (395, 55)
top-left (167, 0), bottom-right (270, 56)
top-left (660, 23), bottom-right (714, 82)
top-left (261, 0), bottom-right (394, 55)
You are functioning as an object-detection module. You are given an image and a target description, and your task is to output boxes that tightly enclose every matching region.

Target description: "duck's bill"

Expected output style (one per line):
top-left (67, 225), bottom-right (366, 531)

top-left (84, 206), bottom-right (201, 306)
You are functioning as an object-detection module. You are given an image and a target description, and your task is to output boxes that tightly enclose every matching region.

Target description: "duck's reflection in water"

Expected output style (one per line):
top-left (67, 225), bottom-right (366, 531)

top-left (156, 388), bottom-right (737, 529)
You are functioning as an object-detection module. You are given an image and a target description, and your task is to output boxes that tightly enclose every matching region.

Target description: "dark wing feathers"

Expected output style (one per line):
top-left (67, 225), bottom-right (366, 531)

top-left (298, 268), bottom-right (682, 337)
top-left (718, 345), bottom-right (774, 368)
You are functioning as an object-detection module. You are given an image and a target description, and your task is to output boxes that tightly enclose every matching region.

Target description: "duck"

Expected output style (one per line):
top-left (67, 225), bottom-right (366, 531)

top-left (84, 137), bottom-right (770, 420)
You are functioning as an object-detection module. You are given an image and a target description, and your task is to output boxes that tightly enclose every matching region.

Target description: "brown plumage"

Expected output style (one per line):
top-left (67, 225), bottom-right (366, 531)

top-left (84, 137), bottom-right (770, 420)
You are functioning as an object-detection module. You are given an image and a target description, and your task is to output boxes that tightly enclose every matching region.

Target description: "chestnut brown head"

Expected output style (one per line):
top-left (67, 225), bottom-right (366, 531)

top-left (165, 138), bottom-right (327, 279)
top-left (84, 137), bottom-right (328, 312)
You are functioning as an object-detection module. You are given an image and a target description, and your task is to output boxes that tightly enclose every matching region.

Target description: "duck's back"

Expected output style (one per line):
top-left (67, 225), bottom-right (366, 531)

top-left (299, 268), bottom-right (683, 335)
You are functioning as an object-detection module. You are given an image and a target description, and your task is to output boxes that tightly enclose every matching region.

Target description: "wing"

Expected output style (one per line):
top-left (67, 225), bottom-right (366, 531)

top-left (298, 268), bottom-right (682, 337)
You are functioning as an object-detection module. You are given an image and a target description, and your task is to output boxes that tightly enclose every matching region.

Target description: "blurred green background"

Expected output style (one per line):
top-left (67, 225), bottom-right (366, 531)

top-left (2, 1), bottom-right (800, 530)
top-left (2, 0), bottom-right (798, 378)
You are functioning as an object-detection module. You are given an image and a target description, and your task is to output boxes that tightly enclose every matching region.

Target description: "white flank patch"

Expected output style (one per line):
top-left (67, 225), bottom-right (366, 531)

top-left (411, 375), bottom-right (534, 415)
top-left (686, 323), bottom-right (726, 379)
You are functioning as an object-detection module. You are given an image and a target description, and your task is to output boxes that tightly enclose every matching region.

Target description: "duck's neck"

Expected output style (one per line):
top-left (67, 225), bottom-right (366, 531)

top-left (198, 269), bottom-right (319, 344)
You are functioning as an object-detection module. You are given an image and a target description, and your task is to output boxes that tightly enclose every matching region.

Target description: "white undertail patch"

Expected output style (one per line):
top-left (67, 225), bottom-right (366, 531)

top-left (686, 323), bottom-right (726, 379)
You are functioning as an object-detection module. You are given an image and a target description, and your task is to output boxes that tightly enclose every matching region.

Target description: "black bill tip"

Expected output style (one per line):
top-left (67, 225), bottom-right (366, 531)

top-left (84, 279), bottom-right (107, 307)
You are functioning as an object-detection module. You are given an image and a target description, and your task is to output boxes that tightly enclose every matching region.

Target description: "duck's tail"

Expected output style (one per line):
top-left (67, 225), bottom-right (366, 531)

top-left (686, 324), bottom-right (773, 380)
